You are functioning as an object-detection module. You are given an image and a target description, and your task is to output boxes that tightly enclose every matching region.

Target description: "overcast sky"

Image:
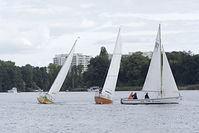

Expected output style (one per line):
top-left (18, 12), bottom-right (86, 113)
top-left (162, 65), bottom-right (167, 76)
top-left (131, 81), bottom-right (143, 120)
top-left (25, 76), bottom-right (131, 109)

top-left (0, 0), bottom-right (198, 66)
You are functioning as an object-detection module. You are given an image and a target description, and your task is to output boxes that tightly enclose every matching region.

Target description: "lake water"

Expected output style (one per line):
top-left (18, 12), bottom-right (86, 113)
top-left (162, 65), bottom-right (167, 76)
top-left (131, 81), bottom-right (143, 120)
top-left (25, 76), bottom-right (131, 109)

top-left (0, 91), bottom-right (199, 133)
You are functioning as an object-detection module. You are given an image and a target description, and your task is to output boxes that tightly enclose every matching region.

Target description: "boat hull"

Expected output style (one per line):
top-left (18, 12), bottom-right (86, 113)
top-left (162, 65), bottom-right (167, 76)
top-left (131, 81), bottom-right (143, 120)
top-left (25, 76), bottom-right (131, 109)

top-left (37, 96), bottom-right (53, 104)
top-left (121, 97), bottom-right (181, 105)
top-left (95, 96), bottom-right (112, 104)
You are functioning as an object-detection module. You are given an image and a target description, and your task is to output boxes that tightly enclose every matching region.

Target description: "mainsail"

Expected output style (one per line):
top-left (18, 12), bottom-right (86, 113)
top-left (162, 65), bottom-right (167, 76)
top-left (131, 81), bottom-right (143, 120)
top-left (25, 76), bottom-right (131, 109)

top-left (48, 37), bottom-right (79, 95)
top-left (142, 25), bottom-right (161, 93)
top-left (101, 28), bottom-right (122, 100)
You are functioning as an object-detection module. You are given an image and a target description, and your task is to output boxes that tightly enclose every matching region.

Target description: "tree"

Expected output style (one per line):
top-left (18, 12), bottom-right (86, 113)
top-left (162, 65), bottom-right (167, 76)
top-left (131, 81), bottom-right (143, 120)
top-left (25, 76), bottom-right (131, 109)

top-left (21, 64), bottom-right (36, 91)
top-left (0, 61), bottom-right (24, 92)
top-left (0, 50), bottom-right (198, 92)
top-left (83, 47), bottom-right (110, 87)
top-left (99, 46), bottom-right (109, 58)
top-left (47, 63), bottom-right (61, 90)
top-left (62, 65), bottom-right (84, 91)
top-left (32, 67), bottom-right (49, 91)
top-left (118, 52), bottom-right (150, 86)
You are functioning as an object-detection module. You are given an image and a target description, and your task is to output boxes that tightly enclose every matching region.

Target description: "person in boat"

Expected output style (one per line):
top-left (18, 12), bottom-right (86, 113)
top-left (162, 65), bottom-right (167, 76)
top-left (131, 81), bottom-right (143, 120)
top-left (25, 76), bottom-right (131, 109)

top-left (44, 94), bottom-right (48, 99)
top-left (128, 92), bottom-right (134, 99)
top-left (128, 92), bottom-right (138, 99)
top-left (99, 88), bottom-right (102, 94)
top-left (145, 92), bottom-right (149, 99)
top-left (133, 93), bottom-right (138, 99)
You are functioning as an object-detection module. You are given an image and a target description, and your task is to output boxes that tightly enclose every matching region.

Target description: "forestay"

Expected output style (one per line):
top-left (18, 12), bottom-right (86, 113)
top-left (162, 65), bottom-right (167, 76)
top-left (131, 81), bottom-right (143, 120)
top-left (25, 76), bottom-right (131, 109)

top-left (101, 28), bottom-right (122, 100)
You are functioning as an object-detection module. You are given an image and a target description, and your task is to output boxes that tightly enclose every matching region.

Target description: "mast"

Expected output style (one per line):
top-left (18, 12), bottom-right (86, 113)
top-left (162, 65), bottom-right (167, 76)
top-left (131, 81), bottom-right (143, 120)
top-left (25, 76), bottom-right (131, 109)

top-left (159, 24), bottom-right (163, 98)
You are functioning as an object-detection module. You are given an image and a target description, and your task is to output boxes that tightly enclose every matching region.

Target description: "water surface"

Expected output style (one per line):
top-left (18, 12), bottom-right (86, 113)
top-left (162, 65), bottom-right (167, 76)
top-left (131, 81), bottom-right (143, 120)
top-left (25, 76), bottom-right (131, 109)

top-left (0, 91), bottom-right (198, 133)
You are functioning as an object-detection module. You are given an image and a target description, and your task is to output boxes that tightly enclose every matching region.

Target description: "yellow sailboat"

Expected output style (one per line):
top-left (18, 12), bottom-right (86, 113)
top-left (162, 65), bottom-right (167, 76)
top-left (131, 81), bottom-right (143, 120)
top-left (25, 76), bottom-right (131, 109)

top-left (37, 37), bottom-right (79, 104)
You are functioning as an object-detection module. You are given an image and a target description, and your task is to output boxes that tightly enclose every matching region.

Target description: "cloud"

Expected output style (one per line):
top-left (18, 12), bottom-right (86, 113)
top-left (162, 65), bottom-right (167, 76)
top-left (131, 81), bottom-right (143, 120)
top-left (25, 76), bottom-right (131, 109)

top-left (80, 3), bottom-right (94, 9)
top-left (0, 24), bottom-right (50, 54)
top-left (80, 19), bottom-right (96, 28)
top-left (0, 0), bottom-right (198, 66)
top-left (103, 13), bottom-right (199, 21)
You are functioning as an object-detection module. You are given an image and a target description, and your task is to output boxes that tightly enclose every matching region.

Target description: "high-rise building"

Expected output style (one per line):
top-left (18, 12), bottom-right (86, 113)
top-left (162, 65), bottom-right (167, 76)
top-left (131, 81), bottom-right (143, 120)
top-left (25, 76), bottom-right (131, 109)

top-left (53, 53), bottom-right (92, 72)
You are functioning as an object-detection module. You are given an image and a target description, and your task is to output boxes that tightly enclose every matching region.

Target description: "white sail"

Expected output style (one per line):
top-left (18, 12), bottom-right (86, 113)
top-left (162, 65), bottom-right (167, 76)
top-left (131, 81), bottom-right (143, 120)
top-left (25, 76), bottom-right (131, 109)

top-left (162, 48), bottom-right (179, 97)
top-left (48, 38), bottom-right (79, 95)
top-left (142, 25), bottom-right (161, 93)
top-left (120, 24), bottom-right (181, 104)
top-left (101, 28), bottom-right (122, 100)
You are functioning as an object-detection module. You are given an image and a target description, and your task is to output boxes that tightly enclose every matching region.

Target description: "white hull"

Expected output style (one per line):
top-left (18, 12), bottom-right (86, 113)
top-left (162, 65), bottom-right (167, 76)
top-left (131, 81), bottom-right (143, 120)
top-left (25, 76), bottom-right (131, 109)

top-left (8, 88), bottom-right (17, 93)
top-left (7, 90), bottom-right (17, 93)
top-left (88, 89), bottom-right (99, 92)
top-left (121, 96), bottom-right (181, 104)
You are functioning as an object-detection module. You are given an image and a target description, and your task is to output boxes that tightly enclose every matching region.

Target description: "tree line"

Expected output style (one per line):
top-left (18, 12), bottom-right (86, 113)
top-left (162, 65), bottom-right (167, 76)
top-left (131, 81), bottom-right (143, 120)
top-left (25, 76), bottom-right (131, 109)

top-left (0, 47), bottom-right (198, 92)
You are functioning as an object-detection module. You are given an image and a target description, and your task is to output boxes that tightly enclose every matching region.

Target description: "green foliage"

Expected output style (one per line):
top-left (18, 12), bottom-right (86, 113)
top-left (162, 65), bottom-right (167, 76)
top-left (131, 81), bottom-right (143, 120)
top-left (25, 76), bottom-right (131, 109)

top-left (83, 49), bottom-right (199, 89)
top-left (83, 47), bottom-right (110, 87)
top-left (99, 46), bottom-right (109, 58)
top-left (167, 51), bottom-right (199, 85)
top-left (62, 65), bottom-right (84, 91)
top-left (0, 61), bottom-right (24, 92)
top-left (47, 63), bottom-right (61, 89)
top-left (118, 52), bottom-right (150, 86)
top-left (33, 67), bottom-right (49, 91)
top-left (21, 64), bottom-right (34, 90)
top-left (0, 48), bottom-right (198, 92)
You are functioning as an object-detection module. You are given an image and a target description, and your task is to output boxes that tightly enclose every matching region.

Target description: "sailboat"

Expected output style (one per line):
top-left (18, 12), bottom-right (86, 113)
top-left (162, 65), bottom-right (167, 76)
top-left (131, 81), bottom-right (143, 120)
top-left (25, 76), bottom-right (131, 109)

top-left (95, 28), bottom-right (122, 104)
top-left (37, 37), bottom-right (79, 104)
top-left (121, 24), bottom-right (181, 104)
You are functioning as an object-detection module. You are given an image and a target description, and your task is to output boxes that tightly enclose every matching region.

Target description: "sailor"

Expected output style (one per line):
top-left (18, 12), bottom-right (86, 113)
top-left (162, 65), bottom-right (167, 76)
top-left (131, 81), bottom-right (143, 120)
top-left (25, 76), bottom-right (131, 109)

top-left (128, 92), bottom-right (134, 99)
top-left (145, 92), bottom-right (149, 99)
top-left (133, 93), bottom-right (138, 99)
top-left (44, 94), bottom-right (47, 99)
top-left (99, 88), bottom-right (102, 94)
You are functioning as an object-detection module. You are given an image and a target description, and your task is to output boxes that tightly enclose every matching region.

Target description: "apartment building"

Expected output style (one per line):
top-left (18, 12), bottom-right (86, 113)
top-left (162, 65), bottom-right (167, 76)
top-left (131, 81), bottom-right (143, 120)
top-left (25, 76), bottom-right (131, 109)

top-left (53, 53), bottom-right (92, 72)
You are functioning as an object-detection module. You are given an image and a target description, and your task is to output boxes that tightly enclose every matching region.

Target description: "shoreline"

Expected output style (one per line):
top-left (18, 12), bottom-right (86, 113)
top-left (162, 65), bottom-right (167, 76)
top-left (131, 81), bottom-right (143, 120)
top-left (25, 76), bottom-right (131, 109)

top-left (1, 84), bottom-right (199, 93)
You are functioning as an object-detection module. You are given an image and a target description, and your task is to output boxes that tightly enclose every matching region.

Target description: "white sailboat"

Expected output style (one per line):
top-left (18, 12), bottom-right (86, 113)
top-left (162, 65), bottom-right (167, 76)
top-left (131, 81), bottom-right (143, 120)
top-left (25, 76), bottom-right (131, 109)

top-left (37, 37), bottom-right (79, 104)
top-left (95, 28), bottom-right (122, 104)
top-left (121, 24), bottom-right (181, 104)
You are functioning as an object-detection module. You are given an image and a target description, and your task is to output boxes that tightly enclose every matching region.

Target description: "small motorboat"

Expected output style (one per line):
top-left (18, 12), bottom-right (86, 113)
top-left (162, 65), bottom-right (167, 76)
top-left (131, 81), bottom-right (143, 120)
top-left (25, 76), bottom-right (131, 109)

top-left (8, 87), bottom-right (18, 93)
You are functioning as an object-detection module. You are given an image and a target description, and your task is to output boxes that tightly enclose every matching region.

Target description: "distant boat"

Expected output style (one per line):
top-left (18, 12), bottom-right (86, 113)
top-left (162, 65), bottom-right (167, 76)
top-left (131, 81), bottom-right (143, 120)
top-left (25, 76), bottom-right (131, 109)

top-left (33, 88), bottom-right (43, 92)
top-left (37, 37), bottom-right (79, 104)
top-left (121, 24), bottom-right (181, 104)
top-left (87, 86), bottom-right (100, 92)
top-left (8, 87), bottom-right (17, 93)
top-left (94, 28), bottom-right (122, 104)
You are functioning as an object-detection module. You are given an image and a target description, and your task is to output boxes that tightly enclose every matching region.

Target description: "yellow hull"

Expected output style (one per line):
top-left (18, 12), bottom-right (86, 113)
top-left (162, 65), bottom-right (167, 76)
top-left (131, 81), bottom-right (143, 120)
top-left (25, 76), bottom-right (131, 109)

top-left (94, 96), bottom-right (112, 104)
top-left (37, 96), bottom-right (53, 104)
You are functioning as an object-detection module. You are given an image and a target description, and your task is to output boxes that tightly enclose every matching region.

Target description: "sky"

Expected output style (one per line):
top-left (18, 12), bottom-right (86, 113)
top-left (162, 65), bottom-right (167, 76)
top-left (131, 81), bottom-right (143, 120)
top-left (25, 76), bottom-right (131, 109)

top-left (0, 0), bottom-right (198, 66)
